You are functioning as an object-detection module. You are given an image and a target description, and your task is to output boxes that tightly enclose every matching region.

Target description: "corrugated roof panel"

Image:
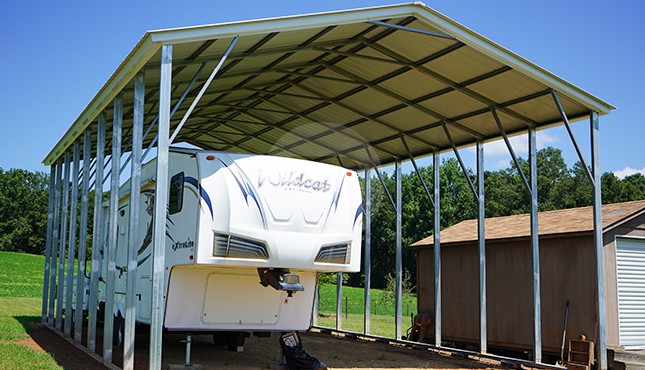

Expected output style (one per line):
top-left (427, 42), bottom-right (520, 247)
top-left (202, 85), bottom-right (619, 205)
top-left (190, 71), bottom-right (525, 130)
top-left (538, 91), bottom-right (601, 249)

top-left (336, 88), bottom-right (404, 117)
top-left (371, 105), bottom-right (438, 133)
top-left (304, 104), bottom-right (363, 126)
top-left (419, 89), bottom-right (488, 120)
top-left (295, 71), bottom-right (361, 99)
top-left (378, 69), bottom-right (448, 100)
top-left (466, 73), bottom-right (545, 109)
top-left (345, 120), bottom-right (400, 142)
top-left (333, 54), bottom-right (402, 84)
top-left (422, 46), bottom-right (504, 84)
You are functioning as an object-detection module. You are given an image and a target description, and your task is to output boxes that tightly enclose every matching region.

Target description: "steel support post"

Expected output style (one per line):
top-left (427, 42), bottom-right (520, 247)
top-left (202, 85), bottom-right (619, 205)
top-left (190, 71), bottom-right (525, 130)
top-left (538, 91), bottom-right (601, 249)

top-left (42, 164), bottom-right (56, 324)
top-left (312, 283), bottom-right (319, 326)
top-left (150, 44), bottom-right (173, 370)
top-left (364, 167), bottom-right (372, 335)
top-left (75, 131), bottom-right (91, 343)
top-left (395, 160), bottom-right (402, 339)
top-left (48, 160), bottom-right (62, 327)
top-left (476, 140), bottom-right (487, 353)
top-left (56, 151), bottom-right (71, 331)
top-left (124, 71), bottom-right (145, 370)
top-left (590, 111), bottom-right (607, 369)
top-left (88, 113), bottom-right (106, 353)
top-left (433, 151), bottom-right (441, 346)
top-left (64, 141), bottom-right (80, 336)
top-left (529, 126), bottom-right (542, 363)
top-left (336, 273), bottom-right (343, 330)
top-left (104, 96), bottom-right (123, 364)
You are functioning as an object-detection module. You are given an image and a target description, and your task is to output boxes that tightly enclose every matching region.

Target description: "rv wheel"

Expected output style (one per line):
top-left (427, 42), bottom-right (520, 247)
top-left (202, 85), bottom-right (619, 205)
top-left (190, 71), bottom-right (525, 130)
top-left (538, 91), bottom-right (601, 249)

top-left (113, 314), bottom-right (124, 348)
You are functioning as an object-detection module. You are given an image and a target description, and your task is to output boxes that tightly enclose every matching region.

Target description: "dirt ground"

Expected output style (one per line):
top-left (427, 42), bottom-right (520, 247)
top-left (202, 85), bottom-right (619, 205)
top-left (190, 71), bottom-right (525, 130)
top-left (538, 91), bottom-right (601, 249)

top-left (24, 324), bottom-right (532, 370)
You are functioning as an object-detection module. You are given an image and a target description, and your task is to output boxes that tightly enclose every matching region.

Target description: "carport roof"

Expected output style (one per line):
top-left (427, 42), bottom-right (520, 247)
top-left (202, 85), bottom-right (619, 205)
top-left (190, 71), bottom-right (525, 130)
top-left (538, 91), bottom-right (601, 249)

top-left (44, 2), bottom-right (614, 169)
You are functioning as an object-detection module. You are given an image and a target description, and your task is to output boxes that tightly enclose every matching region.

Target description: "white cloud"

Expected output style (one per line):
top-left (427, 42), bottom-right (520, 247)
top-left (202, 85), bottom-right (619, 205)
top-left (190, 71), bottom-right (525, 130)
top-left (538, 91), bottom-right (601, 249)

top-left (614, 166), bottom-right (645, 179)
top-left (478, 131), bottom-right (559, 157)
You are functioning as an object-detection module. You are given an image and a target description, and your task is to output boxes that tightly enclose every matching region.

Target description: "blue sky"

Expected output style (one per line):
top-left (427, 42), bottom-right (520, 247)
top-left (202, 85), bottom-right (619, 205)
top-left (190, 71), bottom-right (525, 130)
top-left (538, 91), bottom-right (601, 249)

top-left (0, 0), bottom-right (643, 177)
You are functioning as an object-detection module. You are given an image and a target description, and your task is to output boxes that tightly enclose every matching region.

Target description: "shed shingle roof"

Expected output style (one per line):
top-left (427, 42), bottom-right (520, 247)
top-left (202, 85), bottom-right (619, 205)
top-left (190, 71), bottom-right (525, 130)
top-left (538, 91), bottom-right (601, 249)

top-left (410, 200), bottom-right (645, 247)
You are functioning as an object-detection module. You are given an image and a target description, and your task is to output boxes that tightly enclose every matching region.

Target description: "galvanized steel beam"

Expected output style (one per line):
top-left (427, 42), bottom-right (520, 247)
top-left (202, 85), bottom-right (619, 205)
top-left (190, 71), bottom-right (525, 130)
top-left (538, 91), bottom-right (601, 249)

top-left (56, 151), bottom-right (71, 331)
top-left (64, 141), bottom-right (80, 336)
top-left (364, 147), bottom-right (395, 211)
top-left (150, 44), bottom-right (173, 370)
top-left (491, 109), bottom-right (531, 192)
top-left (551, 90), bottom-right (594, 185)
top-left (42, 164), bottom-right (56, 324)
top-left (170, 35), bottom-right (239, 144)
top-left (48, 160), bottom-right (62, 327)
top-left (395, 160), bottom-right (402, 339)
top-left (336, 272), bottom-right (343, 330)
top-left (364, 167), bottom-right (372, 335)
top-left (529, 125), bottom-right (542, 363)
top-left (401, 136), bottom-right (434, 206)
top-left (441, 122), bottom-right (478, 200)
top-left (591, 111), bottom-right (607, 369)
top-left (368, 20), bottom-right (456, 40)
top-left (123, 71), bottom-right (145, 370)
top-left (104, 95), bottom-right (123, 364)
top-left (87, 113), bottom-right (106, 353)
top-left (433, 151), bottom-right (441, 346)
top-left (476, 140), bottom-right (487, 353)
top-left (74, 131), bottom-right (91, 343)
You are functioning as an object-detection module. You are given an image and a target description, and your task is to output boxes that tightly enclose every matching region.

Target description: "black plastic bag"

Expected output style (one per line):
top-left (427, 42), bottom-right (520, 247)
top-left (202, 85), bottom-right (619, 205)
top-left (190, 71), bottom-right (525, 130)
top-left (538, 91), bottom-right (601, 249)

top-left (279, 332), bottom-right (327, 370)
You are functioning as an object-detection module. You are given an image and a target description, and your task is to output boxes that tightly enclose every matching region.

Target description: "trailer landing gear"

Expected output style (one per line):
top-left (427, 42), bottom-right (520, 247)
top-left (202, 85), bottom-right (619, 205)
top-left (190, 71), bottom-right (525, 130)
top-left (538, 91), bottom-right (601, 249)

top-left (212, 331), bottom-right (248, 352)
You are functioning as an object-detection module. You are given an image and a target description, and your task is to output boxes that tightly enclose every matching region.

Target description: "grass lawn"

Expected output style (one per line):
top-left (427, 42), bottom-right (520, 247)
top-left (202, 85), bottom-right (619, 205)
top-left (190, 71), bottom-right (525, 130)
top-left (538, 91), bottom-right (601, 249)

top-left (0, 252), bottom-right (62, 369)
top-left (316, 283), bottom-right (418, 338)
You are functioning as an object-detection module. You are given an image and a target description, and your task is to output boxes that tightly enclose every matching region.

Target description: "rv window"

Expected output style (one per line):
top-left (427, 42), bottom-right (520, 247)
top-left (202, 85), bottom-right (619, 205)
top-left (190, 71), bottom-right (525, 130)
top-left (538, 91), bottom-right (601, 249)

top-left (169, 172), bottom-right (184, 215)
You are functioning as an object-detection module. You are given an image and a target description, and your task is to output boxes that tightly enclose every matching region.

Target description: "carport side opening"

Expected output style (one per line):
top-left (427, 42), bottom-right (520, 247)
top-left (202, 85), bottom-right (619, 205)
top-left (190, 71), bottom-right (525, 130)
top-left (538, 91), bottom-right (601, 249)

top-left (40, 3), bottom-right (612, 370)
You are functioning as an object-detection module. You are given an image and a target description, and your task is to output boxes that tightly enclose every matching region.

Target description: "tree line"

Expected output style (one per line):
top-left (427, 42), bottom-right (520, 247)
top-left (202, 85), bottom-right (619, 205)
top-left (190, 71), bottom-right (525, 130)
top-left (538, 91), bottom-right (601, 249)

top-left (1, 147), bottom-right (644, 289)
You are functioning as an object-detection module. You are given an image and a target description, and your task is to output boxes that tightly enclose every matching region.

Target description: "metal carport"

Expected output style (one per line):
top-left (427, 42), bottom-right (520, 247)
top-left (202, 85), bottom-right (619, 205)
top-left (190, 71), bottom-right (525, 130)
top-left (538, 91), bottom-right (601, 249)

top-left (41, 2), bottom-right (614, 369)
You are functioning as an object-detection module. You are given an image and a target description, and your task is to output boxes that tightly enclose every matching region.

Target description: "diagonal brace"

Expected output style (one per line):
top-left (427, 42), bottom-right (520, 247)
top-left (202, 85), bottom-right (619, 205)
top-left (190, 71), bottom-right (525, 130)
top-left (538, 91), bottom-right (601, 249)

top-left (401, 136), bottom-right (434, 207)
top-left (441, 122), bottom-right (478, 200)
top-left (491, 109), bottom-right (531, 192)
top-left (551, 90), bottom-right (595, 186)
top-left (170, 35), bottom-right (239, 144)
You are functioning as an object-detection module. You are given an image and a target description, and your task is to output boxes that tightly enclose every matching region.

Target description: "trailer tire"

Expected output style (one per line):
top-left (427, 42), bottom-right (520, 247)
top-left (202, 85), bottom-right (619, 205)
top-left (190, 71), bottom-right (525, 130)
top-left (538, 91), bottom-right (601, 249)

top-left (97, 302), bottom-right (105, 324)
top-left (113, 314), bottom-right (124, 348)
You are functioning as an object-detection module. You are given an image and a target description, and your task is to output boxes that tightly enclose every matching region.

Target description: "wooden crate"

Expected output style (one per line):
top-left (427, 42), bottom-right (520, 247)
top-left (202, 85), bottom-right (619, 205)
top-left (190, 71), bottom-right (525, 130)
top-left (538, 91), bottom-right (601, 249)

top-left (568, 339), bottom-right (594, 369)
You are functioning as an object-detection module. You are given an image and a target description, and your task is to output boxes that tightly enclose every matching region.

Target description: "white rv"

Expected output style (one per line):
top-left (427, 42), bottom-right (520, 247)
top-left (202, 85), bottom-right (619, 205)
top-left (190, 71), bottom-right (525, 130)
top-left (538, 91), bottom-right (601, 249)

top-left (98, 148), bottom-right (362, 348)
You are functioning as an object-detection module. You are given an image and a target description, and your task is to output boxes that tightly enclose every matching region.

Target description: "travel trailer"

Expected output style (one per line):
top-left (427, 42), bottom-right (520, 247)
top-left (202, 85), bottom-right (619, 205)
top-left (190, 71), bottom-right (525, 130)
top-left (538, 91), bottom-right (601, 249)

top-left (97, 148), bottom-right (363, 349)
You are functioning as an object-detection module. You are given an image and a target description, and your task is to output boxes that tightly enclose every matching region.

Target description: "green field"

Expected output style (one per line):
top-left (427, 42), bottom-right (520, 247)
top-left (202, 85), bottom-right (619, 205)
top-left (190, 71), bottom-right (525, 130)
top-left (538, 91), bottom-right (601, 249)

top-left (315, 282), bottom-right (418, 338)
top-left (0, 252), bottom-right (61, 369)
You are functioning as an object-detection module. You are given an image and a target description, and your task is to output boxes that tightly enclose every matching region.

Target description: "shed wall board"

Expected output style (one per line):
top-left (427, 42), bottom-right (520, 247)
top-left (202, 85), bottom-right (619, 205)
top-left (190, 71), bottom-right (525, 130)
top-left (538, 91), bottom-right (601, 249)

top-left (416, 235), bottom-right (599, 355)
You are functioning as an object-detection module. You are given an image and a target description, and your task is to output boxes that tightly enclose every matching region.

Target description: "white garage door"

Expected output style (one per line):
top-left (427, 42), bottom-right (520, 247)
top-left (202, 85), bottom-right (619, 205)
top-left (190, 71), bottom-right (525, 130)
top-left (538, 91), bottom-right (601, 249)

top-left (616, 236), bottom-right (645, 349)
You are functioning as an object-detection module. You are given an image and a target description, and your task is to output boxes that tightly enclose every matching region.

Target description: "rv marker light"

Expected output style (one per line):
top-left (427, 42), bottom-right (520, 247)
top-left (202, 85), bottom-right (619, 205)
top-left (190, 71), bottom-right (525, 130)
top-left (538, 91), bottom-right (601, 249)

top-left (347, 172), bottom-right (352, 176)
top-left (206, 155), bottom-right (215, 161)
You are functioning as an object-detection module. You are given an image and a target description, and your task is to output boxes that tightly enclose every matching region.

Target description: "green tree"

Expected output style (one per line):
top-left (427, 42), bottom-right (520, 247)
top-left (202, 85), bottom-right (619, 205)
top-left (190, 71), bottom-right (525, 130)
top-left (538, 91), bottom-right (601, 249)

top-left (0, 168), bottom-right (49, 254)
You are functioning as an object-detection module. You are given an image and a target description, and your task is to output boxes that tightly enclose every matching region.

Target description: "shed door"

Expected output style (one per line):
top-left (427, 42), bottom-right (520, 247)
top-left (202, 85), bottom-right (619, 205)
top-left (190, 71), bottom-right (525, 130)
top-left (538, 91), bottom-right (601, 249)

top-left (616, 236), bottom-right (645, 349)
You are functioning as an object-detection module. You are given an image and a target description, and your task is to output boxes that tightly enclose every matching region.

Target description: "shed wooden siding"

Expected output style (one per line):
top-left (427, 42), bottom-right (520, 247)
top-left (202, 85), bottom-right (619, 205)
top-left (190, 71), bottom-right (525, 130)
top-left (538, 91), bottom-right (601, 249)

top-left (414, 200), bottom-right (645, 354)
top-left (417, 234), bottom-right (598, 354)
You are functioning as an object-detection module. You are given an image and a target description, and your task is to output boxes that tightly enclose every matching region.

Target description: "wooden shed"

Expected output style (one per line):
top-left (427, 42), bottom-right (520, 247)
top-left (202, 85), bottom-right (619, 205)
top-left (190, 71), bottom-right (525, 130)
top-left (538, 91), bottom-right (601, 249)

top-left (411, 200), bottom-right (645, 356)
